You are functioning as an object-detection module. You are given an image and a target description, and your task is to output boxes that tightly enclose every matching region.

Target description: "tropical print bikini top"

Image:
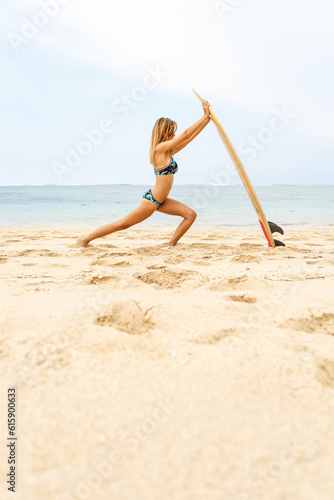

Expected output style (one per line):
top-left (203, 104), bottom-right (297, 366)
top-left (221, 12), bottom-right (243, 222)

top-left (154, 156), bottom-right (178, 176)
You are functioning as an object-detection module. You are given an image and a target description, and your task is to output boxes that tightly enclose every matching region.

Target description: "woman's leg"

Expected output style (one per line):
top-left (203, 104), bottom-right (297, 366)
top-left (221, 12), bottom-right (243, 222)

top-left (77, 199), bottom-right (157, 246)
top-left (157, 198), bottom-right (197, 246)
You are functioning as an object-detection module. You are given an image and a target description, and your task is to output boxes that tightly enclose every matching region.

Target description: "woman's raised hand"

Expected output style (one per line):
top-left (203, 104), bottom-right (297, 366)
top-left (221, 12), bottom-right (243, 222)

top-left (202, 99), bottom-right (210, 118)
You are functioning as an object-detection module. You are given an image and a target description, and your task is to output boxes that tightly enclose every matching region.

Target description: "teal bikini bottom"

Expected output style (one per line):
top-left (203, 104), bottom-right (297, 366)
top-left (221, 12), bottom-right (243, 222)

top-left (142, 189), bottom-right (164, 209)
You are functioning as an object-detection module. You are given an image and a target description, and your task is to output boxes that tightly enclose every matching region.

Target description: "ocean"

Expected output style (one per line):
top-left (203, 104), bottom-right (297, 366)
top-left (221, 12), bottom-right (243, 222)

top-left (0, 185), bottom-right (333, 228)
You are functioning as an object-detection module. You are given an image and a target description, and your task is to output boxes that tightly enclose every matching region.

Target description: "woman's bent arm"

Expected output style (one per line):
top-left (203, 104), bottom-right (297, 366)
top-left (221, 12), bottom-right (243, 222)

top-left (155, 114), bottom-right (209, 154)
top-left (171, 116), bottom-right (210, 154)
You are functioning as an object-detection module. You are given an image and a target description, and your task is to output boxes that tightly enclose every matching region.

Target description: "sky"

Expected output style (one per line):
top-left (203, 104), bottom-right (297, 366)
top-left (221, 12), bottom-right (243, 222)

top-left (1, 0), bottom-right (334, 185)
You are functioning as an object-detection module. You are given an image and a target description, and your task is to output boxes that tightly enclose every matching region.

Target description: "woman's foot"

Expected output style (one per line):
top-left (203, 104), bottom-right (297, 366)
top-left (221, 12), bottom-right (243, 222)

top-left (76, 236), bottom-right (91, 247)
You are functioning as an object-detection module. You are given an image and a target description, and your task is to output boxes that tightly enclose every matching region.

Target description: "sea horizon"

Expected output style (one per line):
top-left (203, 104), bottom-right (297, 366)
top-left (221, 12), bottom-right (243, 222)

top-left (1, 184), bottom-right (333, 228)
top-left (1, 183), bottom-right (333, 187)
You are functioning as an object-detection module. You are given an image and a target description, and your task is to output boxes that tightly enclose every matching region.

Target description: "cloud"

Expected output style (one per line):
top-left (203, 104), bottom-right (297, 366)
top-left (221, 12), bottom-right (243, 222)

top-left (5, 0), bottom-right (334, 107)
top-left (2, 0), bottom-right (334, 184)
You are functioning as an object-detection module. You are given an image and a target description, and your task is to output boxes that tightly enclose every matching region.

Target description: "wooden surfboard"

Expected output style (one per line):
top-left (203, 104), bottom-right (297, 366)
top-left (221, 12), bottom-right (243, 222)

top-left (193, 89), bottom-right (285, 247)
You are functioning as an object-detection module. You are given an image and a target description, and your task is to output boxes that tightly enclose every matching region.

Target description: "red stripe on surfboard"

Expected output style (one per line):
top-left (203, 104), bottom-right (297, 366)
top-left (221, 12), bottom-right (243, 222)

top-left (259, 220), bottom-right (273, 247)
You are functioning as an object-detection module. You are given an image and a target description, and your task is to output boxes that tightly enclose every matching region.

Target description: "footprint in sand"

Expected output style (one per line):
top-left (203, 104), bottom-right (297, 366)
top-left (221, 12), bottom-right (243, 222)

top-left (78, 250), bottom-right (102, 257)
top-left (112, 252), bottom-right (133, 257)
top-left (98, 244), bottom-right (118, 249)
top-left (231, 255), bottom-right (261, 264)
top-left (90, 252), bottom-right (115, 261)
top-left (134, 245), bottom-right (166, 257)
top-left (91, 259), bottom-right (109, 266)
top-left (209, 275), bottom-right (249, 292)
top-left (91, 259), bottom-right (132, 267)
top-left (240, 243), bottom-right (263, 249)
top-left (190, 329), bottom-right (235, 345)
top-left (68, 244), bottom-right (105, 251)
top-left (209, 279), bottom-right (227, 292)
top-left (86, 275), bottom-right (121, 285)
top-left (37, 250), bottom-right (61, 257)
top-left (317, 359), bottom-right (334, 387)
top-left (147, 265), bottom-right (167, 270)
top-left (16, 249), bottom-right (35, 256)
top-left (227, 294), bottom-right (257, 304)
top-left (287, 247), bottom-right (312, 254)
top-left (95, 301), bottom-right (154, 334)
top-left (165, 255), bottom-right (186, 265)
top-left (280, 312), bottom-right (334, 335)
top-left (95, 251), bottom-right (132, 260)
top-left (16, 249), bottom-right (60, 257)
top-left (215, 250), bottom-right (236, 258)
top-left (188, 242), bottom-right (220, 250)
top-left (192, 260), bottom-right (211, 266)
top-left (135, 269), bottom-right (204, 289)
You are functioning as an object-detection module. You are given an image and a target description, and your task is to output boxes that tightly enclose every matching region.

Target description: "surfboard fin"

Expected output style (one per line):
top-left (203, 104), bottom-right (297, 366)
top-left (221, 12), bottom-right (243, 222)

top-left (267, 221), bottom-right (285, 247)
top-left (268, 221), bottom-right (284, 236)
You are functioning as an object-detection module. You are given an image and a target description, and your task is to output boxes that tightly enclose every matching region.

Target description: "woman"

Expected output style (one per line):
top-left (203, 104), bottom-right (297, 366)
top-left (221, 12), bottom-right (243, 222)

top-left (76, 99), bottom-right (211, 247)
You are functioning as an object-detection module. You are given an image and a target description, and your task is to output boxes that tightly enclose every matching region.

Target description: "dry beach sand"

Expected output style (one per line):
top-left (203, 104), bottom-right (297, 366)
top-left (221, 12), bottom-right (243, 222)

top-left (1, 226), bottom-right (334, 500)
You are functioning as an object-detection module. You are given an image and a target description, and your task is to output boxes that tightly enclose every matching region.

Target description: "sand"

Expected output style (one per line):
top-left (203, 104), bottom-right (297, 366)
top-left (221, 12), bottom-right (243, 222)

top-left (1, 226), bottom-right (334, 500)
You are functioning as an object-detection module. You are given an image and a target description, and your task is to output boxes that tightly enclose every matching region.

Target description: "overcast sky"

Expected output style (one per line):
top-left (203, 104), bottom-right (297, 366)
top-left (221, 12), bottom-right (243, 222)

top-left (1, 0), bottom-right (334, 185)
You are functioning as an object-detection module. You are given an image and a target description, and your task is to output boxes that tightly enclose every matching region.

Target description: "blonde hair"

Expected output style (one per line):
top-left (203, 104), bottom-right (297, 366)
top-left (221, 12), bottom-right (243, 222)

top-left (149, 117), bottom-right (177, 166)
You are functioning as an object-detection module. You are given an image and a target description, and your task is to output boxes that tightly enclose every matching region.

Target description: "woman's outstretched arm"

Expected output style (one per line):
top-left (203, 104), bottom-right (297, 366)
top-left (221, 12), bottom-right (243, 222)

top-left (155, 100), bottom-right (211, 155)
top-left (170, 115), bottom-right (210, 154)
